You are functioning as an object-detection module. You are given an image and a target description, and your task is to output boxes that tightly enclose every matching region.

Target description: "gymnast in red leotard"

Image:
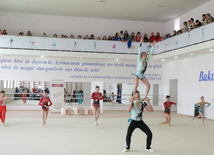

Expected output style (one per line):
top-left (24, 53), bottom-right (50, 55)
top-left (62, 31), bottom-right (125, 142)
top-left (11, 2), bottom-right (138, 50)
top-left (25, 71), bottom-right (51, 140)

top-left (160, 95), bottom-right (176, 126)
top-left (91, 85), bottom-right (103, 126)
top-left (39, 92), bottom-right (52, 126)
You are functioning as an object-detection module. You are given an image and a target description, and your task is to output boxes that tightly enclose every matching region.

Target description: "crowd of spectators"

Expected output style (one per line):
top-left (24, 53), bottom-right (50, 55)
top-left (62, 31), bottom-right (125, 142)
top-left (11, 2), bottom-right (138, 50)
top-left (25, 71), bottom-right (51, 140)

top-left (1, 13), bottom-right (213, 43)
top-left (163, 13), bottom-right (214, 40)
top-left (14, 86), bottom-right (49, 100)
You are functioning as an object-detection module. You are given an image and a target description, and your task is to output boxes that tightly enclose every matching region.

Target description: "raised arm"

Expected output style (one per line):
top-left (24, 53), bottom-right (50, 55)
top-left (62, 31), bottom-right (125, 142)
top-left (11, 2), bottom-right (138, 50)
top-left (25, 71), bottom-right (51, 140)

top-left (145, 98), bottom-right (153, 112)
top-left (127, 97), bottom-right (134, 113)
top-left (146, 41), bottom-right (156, 62)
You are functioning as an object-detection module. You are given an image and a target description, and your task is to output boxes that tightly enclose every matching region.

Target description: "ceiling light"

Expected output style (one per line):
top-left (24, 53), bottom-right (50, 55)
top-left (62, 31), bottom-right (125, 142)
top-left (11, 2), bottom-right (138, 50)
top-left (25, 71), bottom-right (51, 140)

top-left (175, 56), bottom-right (177, 59)
top-left (210, 49), bottom-right (213, 52)
top-left (116, 58), bottom-right (118, 61)
top-left (161, 59), bottom-right (165, 62)
top-left (191, 53), bottom-right (193, 56)
top-left (41, 55), bottom-right (44, 58)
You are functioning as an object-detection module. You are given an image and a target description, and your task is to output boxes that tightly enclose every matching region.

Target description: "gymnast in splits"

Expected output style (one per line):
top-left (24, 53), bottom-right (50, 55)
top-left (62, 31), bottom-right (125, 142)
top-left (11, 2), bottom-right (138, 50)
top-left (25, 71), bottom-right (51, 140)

top-left (133, 38), bottom-right (156, 99)
top-left (191, 96), bottom-right (211, 125)
top-left (39, 92), bottom-right (52, 126)
top-left (123, 91), bottom-right (154, 153)
top-left (91, 85), bottom-right (103, 126)
top-left (160, 95), bottom-right (176, 126)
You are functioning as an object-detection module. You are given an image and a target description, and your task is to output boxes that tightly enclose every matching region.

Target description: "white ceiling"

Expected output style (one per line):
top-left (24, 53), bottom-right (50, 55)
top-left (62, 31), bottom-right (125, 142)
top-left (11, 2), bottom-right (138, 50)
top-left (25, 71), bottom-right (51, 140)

top-left (0, 0), bottom-right (210, 22)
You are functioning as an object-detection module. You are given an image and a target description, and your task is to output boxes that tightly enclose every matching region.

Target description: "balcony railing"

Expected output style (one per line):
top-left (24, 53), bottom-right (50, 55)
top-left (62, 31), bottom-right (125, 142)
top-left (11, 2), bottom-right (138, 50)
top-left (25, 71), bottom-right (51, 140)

top-left (0, 23), bottom-right (214, 54)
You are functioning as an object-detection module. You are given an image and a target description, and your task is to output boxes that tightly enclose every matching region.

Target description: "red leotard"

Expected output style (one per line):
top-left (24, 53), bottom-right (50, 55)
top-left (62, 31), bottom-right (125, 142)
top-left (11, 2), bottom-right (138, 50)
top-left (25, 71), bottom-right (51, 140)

top-left (163, 101), bottom-right (176, 115)
top-left (0, 97), bottom-right (7, 123)
top-left (91, 92), bottom-right (103, 107)
top-left (39, 97), bottom-right (52, 111)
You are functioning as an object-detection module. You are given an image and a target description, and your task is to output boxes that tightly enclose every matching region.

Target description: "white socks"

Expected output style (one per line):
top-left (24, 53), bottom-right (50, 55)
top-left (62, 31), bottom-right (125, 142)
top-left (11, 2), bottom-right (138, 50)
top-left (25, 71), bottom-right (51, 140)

top-left (146, 149), bottom-right (155, 153)
top-left (122, 149), bottom-right (129, 152)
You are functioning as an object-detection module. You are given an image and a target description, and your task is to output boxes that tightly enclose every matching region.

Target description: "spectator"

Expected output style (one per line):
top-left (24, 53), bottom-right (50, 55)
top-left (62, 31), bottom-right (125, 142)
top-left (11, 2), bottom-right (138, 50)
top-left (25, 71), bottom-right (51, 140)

top-left (26, 31), bottom-right (32, 36)
top-left (43, 33), bottom-right (46, 37)
top-left (201, 14), bottom-right (207, 25)
top-left (70, 35), bottom-right (74, 38)
top-left (130, 32), bottom-right (136, 42)
top-left (2, 29), bottom-right (7, 35)
top-left (189, 18), bottom-right (195, 30)
top-left (172, 30), bottom-right (176, 37)
top-left (195, 20), bottom-right (202, 28)
top-left (143, 34), bottom-right (149, 42)
top-left (136, 32), bottom-right (142, 42)
top-left (149, 32), bottom-right (156, 42)
top-left (102, 36), bottom-right (107, 40)
top-left (78, 35), bottom-right (82, 39)
top-left (90, 34), bottom-right (94, 40)
top-left (108, 36), bottom-right (112, 40)
top-left (188, 20), bottom-right (191, 29)
top-left (16, 31), bottom-right (24, 36)
top-left (206, 13), bottom-right (214, 24)
top-left (111, 36), bottom-right (115, 40)
top-left (155, 32), bottom-right (161, 42)
top-left (182, 21), bottom-right (189, 33)
top-left (124, 30), bottom-right (130, 41)
top-left (0, 29), bottom-right (2, 35)
top-left (97, 37), bottom-right (100, 40)
top-left (84, 35), bottom-right (89, 39)
top-left (61, 35), bottom-right (65, 38)
top-left (176, 31), bottom-right (180, 35)
top-left (166, 34), bottom-right (171, 39)
top-left (114, 33), bottom-right (121, 41)
top-left (119, 30), bottom-right (124, 39)
top-left (53, 34), bottom-right (57, 37)
top-left (64, 35), bottom-right (68, 38)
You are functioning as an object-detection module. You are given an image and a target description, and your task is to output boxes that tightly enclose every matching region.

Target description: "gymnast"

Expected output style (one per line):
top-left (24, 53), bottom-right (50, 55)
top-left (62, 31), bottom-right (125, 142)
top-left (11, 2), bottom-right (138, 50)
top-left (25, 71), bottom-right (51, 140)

top-left (160, 95), bottom-right (176, 126)
top-left (39, 92), bottom-right (52, 127)
top-left (191, 96), bottom-right (211, 125)
top-left (123, 91), bottom-right (154, 153)
top-left (133, 38), bottom-right (156, 100)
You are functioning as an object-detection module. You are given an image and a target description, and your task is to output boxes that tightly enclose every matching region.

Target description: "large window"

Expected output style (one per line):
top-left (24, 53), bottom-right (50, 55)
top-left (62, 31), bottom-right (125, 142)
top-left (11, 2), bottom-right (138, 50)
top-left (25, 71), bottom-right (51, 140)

top-left (4, 80), bottom-right (7, 88)
top-left (174, 18), bottom-right (180, 31)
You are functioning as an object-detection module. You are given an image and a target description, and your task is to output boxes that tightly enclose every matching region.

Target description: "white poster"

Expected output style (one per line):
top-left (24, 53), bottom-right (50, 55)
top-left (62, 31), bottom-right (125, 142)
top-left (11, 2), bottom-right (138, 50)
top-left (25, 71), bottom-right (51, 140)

top-left (50, 80), bottom-right (64, 113)
top-left (0, 55), bottom-right (163, 84)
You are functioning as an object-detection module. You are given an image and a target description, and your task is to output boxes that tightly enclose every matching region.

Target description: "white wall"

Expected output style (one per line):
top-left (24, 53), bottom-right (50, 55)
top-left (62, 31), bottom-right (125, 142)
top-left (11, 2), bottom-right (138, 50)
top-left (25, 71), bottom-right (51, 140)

top-left (162, 52), bottom-right (214, 119)
top-left (164, 0), bottom-right (214, 35)
top-left (0, 11), bottom-right (165, 38)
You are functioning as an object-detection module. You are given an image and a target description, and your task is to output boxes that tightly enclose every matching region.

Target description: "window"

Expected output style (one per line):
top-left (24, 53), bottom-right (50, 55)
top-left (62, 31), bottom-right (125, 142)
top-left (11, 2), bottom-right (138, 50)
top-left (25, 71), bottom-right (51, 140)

top-left (4, 80), bottom-right (7, 88)
top-left (174, 18), bottom-right (180, 31)
top-left (7, 80), bottom-right (10, 88)
top-left (10, 80), bottom-right (13, 88)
